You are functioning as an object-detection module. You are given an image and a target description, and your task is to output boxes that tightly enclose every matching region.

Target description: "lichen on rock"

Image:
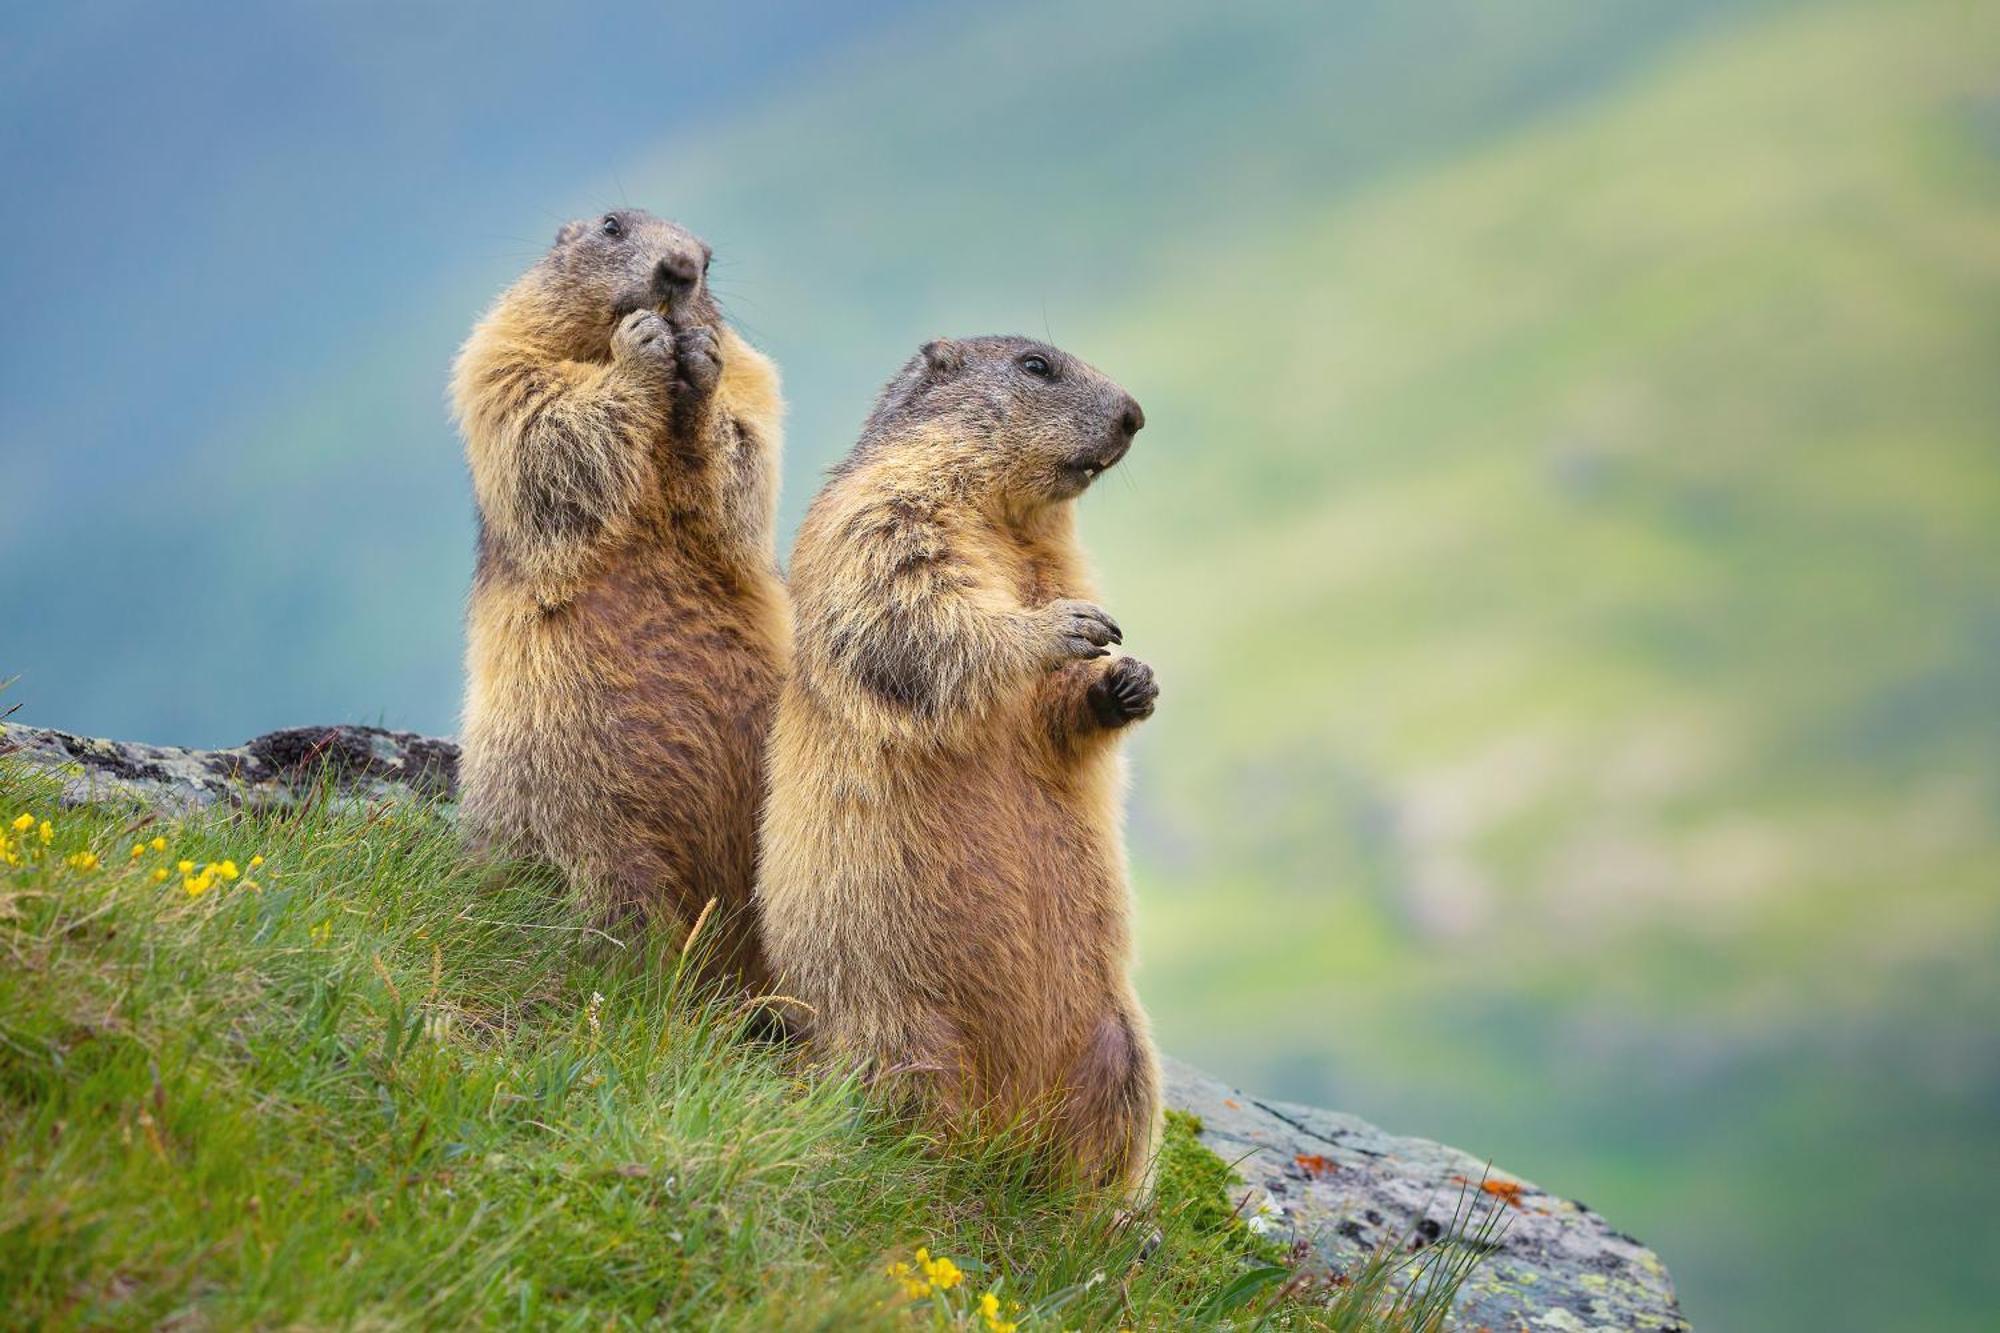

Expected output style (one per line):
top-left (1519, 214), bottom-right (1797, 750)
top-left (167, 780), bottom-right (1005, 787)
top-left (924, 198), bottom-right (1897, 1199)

top-left (1163, 1059), bottom-right (1690, 1330)
top-left (0, 721), bottom-right (457, 813)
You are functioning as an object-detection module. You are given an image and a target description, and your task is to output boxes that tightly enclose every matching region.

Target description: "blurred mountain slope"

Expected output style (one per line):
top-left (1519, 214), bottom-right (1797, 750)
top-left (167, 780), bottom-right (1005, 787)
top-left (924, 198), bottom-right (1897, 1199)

top-left (1068, 2), bottom-right (1997, 1328)
top-left (0, 0), bottom-right (1759, 742)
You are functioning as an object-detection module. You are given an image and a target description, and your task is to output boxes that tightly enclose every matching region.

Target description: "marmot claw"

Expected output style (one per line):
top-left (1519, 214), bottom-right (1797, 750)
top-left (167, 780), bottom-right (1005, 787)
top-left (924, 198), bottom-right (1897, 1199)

top-left (1088, 656), bottom-right (1158, 727)
top-left (674, 322), bottom-right (723, 398)
top-left (1039, 597), bottom-right (1122, 664)
top-left (612, 309), bottom-right (675, 373)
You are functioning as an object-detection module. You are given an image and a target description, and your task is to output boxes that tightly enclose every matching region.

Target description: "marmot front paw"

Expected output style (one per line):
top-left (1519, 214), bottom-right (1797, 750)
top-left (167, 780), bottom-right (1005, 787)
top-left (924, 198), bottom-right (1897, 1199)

top-left (612, 309), bottom-right (676, 375)
top-left (674, 323), bottom-right (724, 399)
top-left (1034, 598), bottom-right (1122, 667)
top-left (1087, 656), bottom-right (1158, 727)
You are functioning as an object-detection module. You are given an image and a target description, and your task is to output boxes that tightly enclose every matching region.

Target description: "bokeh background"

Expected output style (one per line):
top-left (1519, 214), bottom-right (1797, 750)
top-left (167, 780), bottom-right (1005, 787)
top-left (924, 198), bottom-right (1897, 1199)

top-left (4, 2), bottom-right (1996, 1326)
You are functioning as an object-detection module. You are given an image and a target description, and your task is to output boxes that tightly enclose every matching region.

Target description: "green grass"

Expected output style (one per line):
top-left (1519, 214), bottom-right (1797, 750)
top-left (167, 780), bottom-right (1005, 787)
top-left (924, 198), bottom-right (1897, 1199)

top-left (0, 760), bottom-right (1488, 1331)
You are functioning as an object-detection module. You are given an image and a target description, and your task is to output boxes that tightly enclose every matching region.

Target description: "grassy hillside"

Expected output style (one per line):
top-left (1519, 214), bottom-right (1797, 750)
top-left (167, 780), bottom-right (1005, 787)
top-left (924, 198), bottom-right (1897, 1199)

top-left (0, 759), bottom-right (1505, 1329)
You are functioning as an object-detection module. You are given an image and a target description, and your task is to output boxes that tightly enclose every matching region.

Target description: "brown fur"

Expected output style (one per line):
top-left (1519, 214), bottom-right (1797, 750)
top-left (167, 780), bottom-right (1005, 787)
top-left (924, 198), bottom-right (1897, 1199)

top-left (452, 210), bottom-right (787, 986)
top-left (757, 335), bottom-right (1161, 1194)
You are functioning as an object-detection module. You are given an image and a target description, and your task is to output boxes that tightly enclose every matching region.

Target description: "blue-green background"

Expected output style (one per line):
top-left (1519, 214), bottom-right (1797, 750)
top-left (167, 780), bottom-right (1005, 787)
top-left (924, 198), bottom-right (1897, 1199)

top-left (4, 3), bottom-right (1996, 1327)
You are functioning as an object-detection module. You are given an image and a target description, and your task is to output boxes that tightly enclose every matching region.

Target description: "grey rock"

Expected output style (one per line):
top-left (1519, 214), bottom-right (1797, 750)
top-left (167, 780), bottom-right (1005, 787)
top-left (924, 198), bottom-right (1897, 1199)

top-left (1164, 1058), bottom-right (1689, 1331)
top-left (0, 721), bottom-right (1686, 1329)
top-left (0, 721), bottom-right (457, 813)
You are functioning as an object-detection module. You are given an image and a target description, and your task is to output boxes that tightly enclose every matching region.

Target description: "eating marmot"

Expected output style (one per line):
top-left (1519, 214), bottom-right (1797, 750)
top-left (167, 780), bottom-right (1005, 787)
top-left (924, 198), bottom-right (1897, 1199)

top-left (452, 209), bottom-right (787, 986)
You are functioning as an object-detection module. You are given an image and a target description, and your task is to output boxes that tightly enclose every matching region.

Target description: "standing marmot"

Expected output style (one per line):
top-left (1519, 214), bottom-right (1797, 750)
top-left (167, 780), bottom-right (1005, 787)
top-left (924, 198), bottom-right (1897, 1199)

top-left (757, 335), bottom-right (1160, 1193)
top-left (452, 209), bottom-right (787, 987)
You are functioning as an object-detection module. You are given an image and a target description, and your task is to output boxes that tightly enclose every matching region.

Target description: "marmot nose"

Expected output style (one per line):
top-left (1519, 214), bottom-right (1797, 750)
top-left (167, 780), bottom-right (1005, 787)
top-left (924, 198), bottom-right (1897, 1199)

top-left (653, 254), bottom-right (700, 296)
top-left (1118, 396), bottom-right (1146, 439)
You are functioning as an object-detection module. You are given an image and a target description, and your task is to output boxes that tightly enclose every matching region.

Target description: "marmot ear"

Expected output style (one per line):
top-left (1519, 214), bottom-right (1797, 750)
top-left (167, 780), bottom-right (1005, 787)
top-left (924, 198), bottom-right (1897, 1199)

top-left (921, 338), bottom-right (965, 377)
top-left (553, 219), bottom-right (586, 247)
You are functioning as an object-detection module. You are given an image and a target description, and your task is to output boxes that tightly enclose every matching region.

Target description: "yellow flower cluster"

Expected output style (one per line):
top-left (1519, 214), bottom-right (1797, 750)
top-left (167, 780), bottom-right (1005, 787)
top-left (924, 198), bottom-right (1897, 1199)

top-left (138, 841), bottom-right (264, 897)
top-left (2, 811), bottom-right (57, 866)
top-left (886, 1246), bottom-right (964, 1301)
top-left (181, 857), bottom-right (242, 897)
top-left (884, 1246), bottom-right (1023, 1328)
top-left (4, 812), bottom-right (66, 867)
top-left (978, 1290), bottom-right (1021, 1333)
top-left (3, 814), bottom-right (267, 898)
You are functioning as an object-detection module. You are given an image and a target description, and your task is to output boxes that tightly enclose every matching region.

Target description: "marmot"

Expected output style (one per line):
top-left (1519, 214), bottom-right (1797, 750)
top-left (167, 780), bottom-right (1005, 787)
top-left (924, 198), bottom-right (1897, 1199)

top-left (452, 209), bottom-right (787, 987)
top-left (757, 335), bottom-right (1160, 1193)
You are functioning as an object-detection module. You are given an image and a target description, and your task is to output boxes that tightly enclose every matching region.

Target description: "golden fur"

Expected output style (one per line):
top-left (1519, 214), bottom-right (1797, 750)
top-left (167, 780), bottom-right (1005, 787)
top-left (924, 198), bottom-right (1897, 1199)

top-left (453, 210), bottom-right (787, 986)
top-left (757, 335), bottom-right (1161, 1193)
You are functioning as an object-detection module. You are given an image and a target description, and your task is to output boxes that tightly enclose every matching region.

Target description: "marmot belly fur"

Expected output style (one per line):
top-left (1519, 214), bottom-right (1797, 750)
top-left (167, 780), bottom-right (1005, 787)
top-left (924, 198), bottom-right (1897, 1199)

top-left (757, 335), bottom-right (1161, 1192)
top-left (453, 209), bottom-right (787, 986)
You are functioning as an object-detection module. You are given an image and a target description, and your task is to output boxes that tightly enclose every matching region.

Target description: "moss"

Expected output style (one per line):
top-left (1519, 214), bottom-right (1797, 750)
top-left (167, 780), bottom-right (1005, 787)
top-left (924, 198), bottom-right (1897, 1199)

top-left (1153, 1110), bottom-right (1286, 1262)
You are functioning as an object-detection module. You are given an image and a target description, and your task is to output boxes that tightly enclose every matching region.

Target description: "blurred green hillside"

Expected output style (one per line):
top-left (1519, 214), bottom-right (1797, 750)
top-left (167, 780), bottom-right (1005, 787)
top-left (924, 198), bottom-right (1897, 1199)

top-left (1093, 4), bottom-right (2000, 1329)
top-left (4, 1), bottom-right (1995, 1327)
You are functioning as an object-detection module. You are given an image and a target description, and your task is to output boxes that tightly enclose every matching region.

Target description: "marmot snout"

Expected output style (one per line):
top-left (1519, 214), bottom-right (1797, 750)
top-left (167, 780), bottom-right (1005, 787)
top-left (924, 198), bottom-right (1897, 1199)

top-left (545, 209), bottom-right (716, 337)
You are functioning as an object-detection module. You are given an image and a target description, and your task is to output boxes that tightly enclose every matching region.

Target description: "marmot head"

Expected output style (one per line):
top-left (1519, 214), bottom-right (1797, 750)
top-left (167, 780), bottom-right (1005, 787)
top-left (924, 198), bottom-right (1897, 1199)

top-left (859, 335), bottom-right (1145, 509)
top-left (535, 208), bottom-right (718, 351)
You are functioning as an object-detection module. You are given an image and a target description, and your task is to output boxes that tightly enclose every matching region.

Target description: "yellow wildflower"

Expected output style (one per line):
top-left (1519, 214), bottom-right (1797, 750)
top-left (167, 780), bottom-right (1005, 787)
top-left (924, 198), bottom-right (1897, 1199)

top-left (310, 919), bottom-right (333, 947)
top-left (248, 854), bottom-right (264, 869)
top-left (216, 860), bottom-right (240, 881)
top-left (184, 871), bottom-right (216, 898)
top-left (10, 814), bottom-right (32, 833)
top-left (917, 1248), bottom-right (963, 1291)
top-left (885, 1260), bottom-right (929, 1301)
top-left (177, 860), bottom-right (195, 874)
top-left (65, 851), bottom-right (100, 871)
top-left (151, 867), bottom-right (170, 883)
top-left (130, 843), bottom-right (146, 860)
top-left (979, 1291), bottom-right (1019, 1333)
top-left (38, 821), bottom-right (53, 845)
top-left (888, 1246), bottom-right (967, 1300)
top-left (150, 836), bottom-right (168, 852)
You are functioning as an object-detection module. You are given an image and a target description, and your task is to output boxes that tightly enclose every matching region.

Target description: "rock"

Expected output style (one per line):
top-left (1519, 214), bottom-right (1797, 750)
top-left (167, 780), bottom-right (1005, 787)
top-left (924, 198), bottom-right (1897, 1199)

top-left (0, 722), bottom-right (457, 813)
top-left (0, 721), bottom-right (1687, 1329)
top-left (1164, 1058), bottom-right (1689, 1331)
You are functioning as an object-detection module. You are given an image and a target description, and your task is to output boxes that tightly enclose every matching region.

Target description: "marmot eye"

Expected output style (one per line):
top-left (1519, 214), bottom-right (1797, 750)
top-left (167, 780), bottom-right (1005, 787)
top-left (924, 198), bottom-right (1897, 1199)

top-left (1019, 354), bottom-right (1052, 379)
top-left (600, 215), bottom-right (623, 238)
